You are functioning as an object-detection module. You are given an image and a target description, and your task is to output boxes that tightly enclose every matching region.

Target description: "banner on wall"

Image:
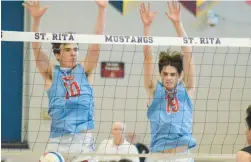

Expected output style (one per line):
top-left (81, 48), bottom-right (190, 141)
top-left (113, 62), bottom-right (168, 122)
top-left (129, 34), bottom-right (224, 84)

top-left (101, 62), bottom-right (125, 78)
top-left (179, 0), bottom-right (219, 18)
top-left (246, 0), bottom-right (251, 5)
top-left (109, 0), bottom-right (140, 15)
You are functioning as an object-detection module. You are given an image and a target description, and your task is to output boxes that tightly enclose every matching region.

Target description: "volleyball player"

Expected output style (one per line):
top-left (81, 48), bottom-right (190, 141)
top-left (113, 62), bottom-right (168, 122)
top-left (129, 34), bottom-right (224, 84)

top-left (23, 0), bottom-right (108, 160)
top-left (139, 1), bottom-right (196, 160)
top-left (236, 105), bottom-right (251, 162)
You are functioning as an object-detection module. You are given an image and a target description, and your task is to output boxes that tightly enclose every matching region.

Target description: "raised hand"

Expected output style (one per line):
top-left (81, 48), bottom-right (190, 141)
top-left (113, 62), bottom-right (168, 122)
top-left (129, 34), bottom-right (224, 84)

top-left (140, 3), bottom-right (157, 27)
top-left (22, 0), bottom-right (49, 20)
top-left (165, 1), bottom-right (181, 24)
top-left (96, 0), bottom-right (109, 9)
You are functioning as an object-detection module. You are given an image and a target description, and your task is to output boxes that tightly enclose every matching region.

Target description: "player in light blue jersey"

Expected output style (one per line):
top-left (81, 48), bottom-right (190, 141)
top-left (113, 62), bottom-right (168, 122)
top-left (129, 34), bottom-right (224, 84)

top-left (23, 0), bottom-right (108, 161)
top-left (139, 1), bottom-right (196, 161)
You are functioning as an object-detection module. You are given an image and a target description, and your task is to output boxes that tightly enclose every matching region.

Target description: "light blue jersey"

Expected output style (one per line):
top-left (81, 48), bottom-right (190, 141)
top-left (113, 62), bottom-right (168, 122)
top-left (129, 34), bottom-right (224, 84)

top-left (47, 64), bottom-right (94, 138)
top-left (147, 81), bottom-right (196, 153)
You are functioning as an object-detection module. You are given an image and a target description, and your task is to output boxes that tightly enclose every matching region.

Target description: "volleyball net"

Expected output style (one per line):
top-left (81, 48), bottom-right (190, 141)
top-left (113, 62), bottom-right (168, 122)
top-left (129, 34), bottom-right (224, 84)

top-left (2, 30), bottom-right (251, 162)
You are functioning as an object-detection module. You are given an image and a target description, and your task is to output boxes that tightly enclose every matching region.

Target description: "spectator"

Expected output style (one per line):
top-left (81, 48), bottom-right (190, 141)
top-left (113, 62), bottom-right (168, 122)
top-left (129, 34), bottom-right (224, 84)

top-left (97, 122), bottom-right (139, 162)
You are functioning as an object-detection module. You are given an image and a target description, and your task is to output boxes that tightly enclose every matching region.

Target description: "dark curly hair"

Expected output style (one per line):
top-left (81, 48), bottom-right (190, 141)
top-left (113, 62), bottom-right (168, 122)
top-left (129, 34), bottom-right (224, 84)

top-left (51, 31), bottom-right (78, 55)
top-left (158, 49), bottom-right (183, 75)
top-left (246, 105), bottom-right (251, 130)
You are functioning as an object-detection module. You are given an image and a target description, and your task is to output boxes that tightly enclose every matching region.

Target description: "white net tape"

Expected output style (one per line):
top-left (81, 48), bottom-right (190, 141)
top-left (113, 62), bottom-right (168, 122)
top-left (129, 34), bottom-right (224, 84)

top-left (2, 31), bottom-right (251, 47)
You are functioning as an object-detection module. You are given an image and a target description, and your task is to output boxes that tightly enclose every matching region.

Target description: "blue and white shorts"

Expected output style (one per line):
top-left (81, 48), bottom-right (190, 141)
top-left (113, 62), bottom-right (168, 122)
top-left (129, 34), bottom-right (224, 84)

top-left (46, 132), bottom-right (95, 154)
top-left (146, 151), bottom-right (194, 162)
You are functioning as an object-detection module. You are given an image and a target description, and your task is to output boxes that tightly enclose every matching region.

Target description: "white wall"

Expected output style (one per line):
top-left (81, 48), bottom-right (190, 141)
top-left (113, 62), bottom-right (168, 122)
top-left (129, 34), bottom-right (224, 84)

top-left (22, 1), bottom-right (251, 155)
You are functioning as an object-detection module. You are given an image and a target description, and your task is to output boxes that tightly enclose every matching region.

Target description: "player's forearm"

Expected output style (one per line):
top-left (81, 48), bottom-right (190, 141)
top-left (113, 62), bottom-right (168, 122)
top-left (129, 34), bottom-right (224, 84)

top-left (174, 22), bottom-right (195, 89)
top-left (88, 8), bottom-right (106, 51)
top-left (143, 26), bottom-right (152, 60)
top-left (143, 26), bottom-right (154, 89)
top-left (173, 22), bottom-right (184, 37)
top-left (32, 19), bottom-right (41, 50)
top-left (95, 8), bottom-right (106, 35)
top-left (32, 18), bottom-right (49, 62)
top-left (84, 8), bottom-right (106, 73)
top-left (87, 7), bottom-right (106, 59)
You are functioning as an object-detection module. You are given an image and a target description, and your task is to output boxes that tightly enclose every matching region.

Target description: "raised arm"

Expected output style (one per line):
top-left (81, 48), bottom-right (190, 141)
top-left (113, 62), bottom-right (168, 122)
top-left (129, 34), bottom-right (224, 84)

top-left (23, 1), bottom-right (52, 81)
top-left (81, 0), bottom-right (108, 76)
top-left (140, 3), bottom-right (157, 95)
top-left (165, 1), bottom-right (195, 95)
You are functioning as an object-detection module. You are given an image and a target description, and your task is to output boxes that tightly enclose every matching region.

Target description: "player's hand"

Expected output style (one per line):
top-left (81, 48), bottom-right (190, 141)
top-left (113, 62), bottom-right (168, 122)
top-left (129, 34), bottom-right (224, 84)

top-left (165, 1), bottom-right (181, 24)
top-left (96, 0), bottom-right (109, 9)
top-left (22, 0), bottom-right (49, 20)
top-left (140, 3), bottom-right (157, 27)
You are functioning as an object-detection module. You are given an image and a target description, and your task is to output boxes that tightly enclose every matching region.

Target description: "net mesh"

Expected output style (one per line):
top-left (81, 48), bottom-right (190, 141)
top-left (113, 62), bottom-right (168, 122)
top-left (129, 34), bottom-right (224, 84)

top-left (2, 31), bottom-right (251, 162)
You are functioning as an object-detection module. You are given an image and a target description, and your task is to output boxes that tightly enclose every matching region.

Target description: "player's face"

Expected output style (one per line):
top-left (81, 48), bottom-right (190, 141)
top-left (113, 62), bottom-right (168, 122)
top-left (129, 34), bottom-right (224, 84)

top-left (160, 65), bottom-right (180, 91)
top-left (56, 43), bottom-right (79, 68)
top-left (246, 127), bottom-right (251, 145)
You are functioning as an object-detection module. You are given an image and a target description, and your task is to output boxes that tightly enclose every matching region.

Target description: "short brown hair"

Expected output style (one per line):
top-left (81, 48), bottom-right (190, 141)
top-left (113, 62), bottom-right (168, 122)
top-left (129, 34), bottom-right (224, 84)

top-left (158, 49), bottom-right (183, 75)
top-left (51, 43), bottom-right (64, 55)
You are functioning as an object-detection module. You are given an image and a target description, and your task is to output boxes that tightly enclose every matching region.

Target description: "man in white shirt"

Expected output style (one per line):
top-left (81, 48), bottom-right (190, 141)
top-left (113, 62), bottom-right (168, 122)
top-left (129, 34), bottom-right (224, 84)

top-left (97, 122), bottom-right (139, 162)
